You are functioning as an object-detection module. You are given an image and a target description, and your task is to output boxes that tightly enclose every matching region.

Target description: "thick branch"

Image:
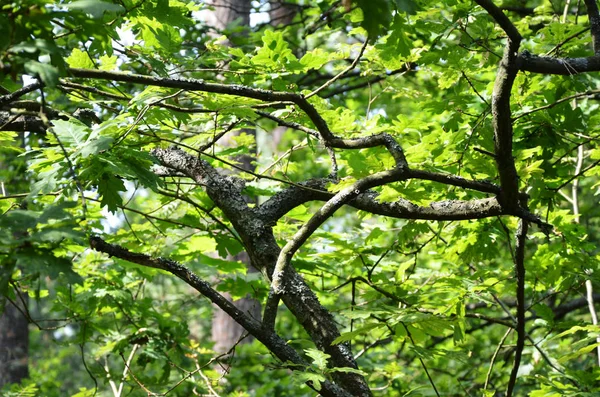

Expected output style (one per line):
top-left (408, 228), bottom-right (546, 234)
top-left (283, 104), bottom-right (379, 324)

top-left (554, 293), bottom-right (600, 319)
top-left (150, 147), bottom-right (372, 397)
top-left (88, 236), bottom-right (351, 397)
top-left (492, 39), bottom-right (522, 208)
top-left (151, 146), bottom-right (251, 221)
top-left (258, 179), bottom-right (502, 225)
top-left (518, 53), bottom-right (600, 74)
top-left (0, 112), bottom-right (47, 133)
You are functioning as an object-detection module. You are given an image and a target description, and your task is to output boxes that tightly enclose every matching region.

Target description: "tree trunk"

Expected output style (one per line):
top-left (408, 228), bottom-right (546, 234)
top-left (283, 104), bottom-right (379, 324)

top-left (269, 0), bottom-right (297, 26)
top-left (0, 297), bottom-right (29, 387)
top-left (203, 0), bottom-right (251, 36)
top-left (0, 132), bottom-right (30, 388)
top-left (203, 0), bottom-right (262, 355)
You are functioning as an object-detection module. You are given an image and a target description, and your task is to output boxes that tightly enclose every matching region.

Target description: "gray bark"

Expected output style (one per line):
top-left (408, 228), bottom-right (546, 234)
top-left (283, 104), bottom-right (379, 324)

top-left (0, 135), bottom-right (29, 388)
top-left (0, 299), bottom-right (29, 387)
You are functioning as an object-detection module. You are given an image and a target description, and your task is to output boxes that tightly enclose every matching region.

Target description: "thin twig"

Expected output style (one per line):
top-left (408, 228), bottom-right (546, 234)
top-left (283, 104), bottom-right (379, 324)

top-left (484, 328), bottom-right (512, 390)
top-left (306, 39), bottom-right (369, 99)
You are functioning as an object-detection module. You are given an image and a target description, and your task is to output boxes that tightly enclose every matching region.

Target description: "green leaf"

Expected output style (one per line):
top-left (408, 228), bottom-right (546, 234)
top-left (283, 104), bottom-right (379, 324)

top-left (50, 120), bottom-right (89, 146)
top-left (354, 0), bottom-right (392, 38)
top-left (64, 0), bottom-right (125, 19)
top-left (332, 323), bottom-right (385, 345)
top-left (97, 174), bottom-right (125, 213)
top-left (66, 49), bottom-right (95, 69)
top-left (304, 348), bottom-right (330, 370)
top-left (328, 366), bottom-right (367, 376)
top-left (24, 61), bottom-right (59, 87)
top-left (293, 372), bottom-right (325, 391)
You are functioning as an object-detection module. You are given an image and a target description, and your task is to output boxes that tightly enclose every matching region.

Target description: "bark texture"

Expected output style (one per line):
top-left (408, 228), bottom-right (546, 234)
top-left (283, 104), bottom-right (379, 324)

top-left (0, 296), bottom-right (29, 387)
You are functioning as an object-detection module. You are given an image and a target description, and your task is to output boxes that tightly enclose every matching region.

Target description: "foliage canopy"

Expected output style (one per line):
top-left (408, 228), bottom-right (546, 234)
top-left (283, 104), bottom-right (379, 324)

top-left (2, 0), bottom-right (600, 396)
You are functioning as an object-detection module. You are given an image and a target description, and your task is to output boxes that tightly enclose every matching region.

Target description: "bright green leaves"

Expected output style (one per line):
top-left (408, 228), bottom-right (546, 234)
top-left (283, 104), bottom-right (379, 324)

top-left (553, 325), bottom-right (600, 364)
top-left (0, 131), bottom-right (22, 153)
top-left (305, 347), bottom-right (330, 370)
top-left (127, 0), bottom-right (198, 60)
top-left (50, 120), bottom-right (88, 146)
top-left (133, 0), bottom-right (198, 28)
top-left (85, 147), bottom-right (165, 212)
top-left (5, 0), bottom-right (600, 395)
top-left (294, 348), bottom-right (367, 391)
top-left (378, 14), bottom-right (413, 64)
top-left (527, 21), bottom-right (591, 57)
top-left (30, 119), bottom-right (111, 196)
top-left (299, 48), bottom-right (333, 71)
top-left (66, 49), bottom-right (95, 69)
top-left (135, 16), bottom-right (183, 56)
top-left (252, 30), bottom-right (302, 71)
top-left (333, 323), bottom-right (386, 345)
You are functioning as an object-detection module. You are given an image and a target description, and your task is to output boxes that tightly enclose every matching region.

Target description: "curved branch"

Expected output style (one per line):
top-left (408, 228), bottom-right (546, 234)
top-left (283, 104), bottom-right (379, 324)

top-left (150, 146), bottom-right (372, 396)
top-left (258, 178), bottom-right (502, 225)
top-left (270, 167), bottom-right (407, 294)
top-left (88, 236), bottom-right (352, 397)
top-left (67, 68), bottom-right (407, 167)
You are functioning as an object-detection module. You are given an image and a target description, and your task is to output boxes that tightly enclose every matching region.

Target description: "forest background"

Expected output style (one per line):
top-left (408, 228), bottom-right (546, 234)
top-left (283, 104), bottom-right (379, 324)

top-left (2, 0), bottom-right (600, 396)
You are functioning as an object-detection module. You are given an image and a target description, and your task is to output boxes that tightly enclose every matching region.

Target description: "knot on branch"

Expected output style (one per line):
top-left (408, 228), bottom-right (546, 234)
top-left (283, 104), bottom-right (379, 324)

top-left (151, 146), bottom-right (202, 174)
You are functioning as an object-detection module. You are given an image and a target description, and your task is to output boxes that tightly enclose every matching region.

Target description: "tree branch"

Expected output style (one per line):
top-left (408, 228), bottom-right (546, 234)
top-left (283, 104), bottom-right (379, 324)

top-left (256, 178), bottom-right (549, 230)
top-left (306, 38), bottom-right (368, 99)
top-left (88, 236), bottom-right (352, 397)
top-left (67, 68), bottom-right (407, 168)
top-left (0, 111), bottom-right (47, 133)
top-left (269, 167), bottom-right (408, 299)
top-left (506, 218), bottom-right (528, 397)
top-left (0, 82), bottom-right (43, 107)
top-left (491, 37), bottom-right (522, 208)
top-left (518, 53), bottom-right (600, 74)
top-left (150, 146), bottom-right (372, 397)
